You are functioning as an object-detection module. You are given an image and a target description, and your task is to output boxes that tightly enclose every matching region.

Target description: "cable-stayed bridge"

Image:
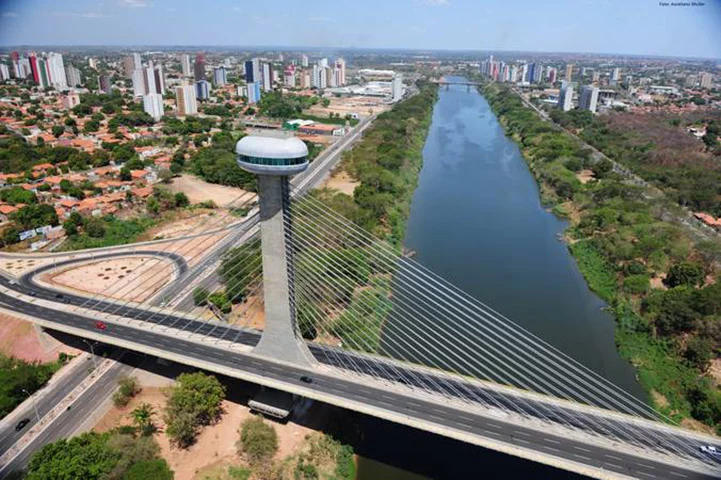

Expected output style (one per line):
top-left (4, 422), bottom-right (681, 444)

top-left (0, 138), bottom-right (720, 479)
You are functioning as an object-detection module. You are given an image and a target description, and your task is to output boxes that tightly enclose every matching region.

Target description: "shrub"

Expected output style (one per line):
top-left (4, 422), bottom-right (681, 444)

top-left (237, 417), bottom-right (278, 465)
top-left (623, 275), bottom-right (650, 295)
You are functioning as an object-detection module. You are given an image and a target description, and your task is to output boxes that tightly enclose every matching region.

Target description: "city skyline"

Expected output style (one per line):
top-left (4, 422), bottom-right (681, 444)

top-left (0, 0), bottom-right (720, 59)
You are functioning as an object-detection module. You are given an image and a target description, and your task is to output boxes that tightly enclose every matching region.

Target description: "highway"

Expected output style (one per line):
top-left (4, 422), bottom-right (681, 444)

top-left (0, 358), bottom-right (137, 475)
top-left (2, 271), bottom-right (720, 479)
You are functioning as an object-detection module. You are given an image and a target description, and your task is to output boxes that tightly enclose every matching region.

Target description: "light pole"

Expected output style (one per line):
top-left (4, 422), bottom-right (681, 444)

top-left (22, 388), bottom-right (40, 423)
top-left (82, 339), bottom-right (98, 370)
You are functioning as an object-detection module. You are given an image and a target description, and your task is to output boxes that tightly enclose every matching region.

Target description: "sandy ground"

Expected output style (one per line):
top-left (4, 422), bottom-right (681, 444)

top-left (576, 169), bottom-right (595, 184)
top-left (141, 210), bottom-right (235, 241)
top-left (650, 273), bottom-right (668, 291)
top-left (322, 170), bottom-right (360, 197)
top-left (228, 295), bottom-right (265, 331)
top-left (93, 387), bottom-right (313, 480)
top-left (307, 96), bottom-right (391, 118)
top-left (709, 358), bottom-right (721, 386)
top-left (0, 257), bottom-right (52, 277)
top-left (0, 312), bottom-right (78, 362)
top-left (41, 256), bottom-right (176, 302)
top-left (169, 175), bottom-right (256, 208)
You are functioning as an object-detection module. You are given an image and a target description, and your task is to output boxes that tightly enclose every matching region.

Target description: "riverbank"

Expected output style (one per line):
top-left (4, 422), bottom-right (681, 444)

top-left (479, 80), bottom-right (721, 435)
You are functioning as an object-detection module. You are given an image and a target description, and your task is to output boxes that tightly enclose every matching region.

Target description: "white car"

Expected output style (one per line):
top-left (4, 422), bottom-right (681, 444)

top-left (700, 445), bottom-right (720, 455)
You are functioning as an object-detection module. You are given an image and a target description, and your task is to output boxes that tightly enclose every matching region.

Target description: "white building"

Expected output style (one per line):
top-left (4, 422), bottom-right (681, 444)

top-left (175, 85), bottom-right (197, 116)
top-left (247, 81), bottom-right (261, 104)
top-left (64, 92), bottom-right (80, 109)
top-left (301, 54), bottom-right (308, 67)
top-left (700, 72), bottom-right (713, 89)
top-left (579, 85), bottom-right (599, 113)
top-left (181, 54), bottom-right (191, 77)
top-left (132, 69), bottom-right (146, 97)
top-left (144, 62), bottom-right (157, 96)
top-left (392, 74), bottom-right (403, 102)
top-left (558, 83), bottom-right (573, 111)
top-left (284, 73), bottom-right (296, 87)
top-left (65, 64), bottom-right (81, 87)
top-left (47, 53), bottom-right (68, 90)
top-left (88, 58), bottom-right (97, 70)
top-left (611, 67), bottom-right (621, 83)
top-left (133, 52), bottom-right (142, 70)
top-left (262, 62), bottom-right (272, 92)
top-left (143, 93), bottom-right (164, 121)
top-left (0, 64), bottom-right (9, 81)
top-left (214, 66), bottom-right (227, 86)
top-left (335, 58), bottom-right (346, 86)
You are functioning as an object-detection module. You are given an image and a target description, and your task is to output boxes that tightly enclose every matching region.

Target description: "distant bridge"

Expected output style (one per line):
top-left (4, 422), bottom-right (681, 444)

top-left (432, 79), bottom-right (481, 86)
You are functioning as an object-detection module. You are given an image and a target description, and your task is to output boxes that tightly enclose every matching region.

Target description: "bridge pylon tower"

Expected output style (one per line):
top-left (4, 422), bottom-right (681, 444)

top-left (236, 136), bottom-right (316, 367)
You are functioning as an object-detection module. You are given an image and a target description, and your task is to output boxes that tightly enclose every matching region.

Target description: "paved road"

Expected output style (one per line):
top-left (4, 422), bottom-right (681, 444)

top-left (0, 354), bottom-right (99, 456)
top-left (2, 273), bottom-right (720, 479)
top-left (0, 358), bottom-right (137, 476)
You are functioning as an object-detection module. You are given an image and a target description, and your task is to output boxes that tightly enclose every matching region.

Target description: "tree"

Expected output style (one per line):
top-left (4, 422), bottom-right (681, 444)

top-left (124, 459), bottom-right (174, 480)
top-left (52, 125), bottom-right (64, 138)
top-left (84, 217), bottom-right (107, 238)
top-left (174, 192), bottom-right (190, 208)
top-left (26, 432), bottom-right (120, 480)
top-left (146, 196), bottom-right (160, 215)
top-left (664, 262), bottom-right (705, 288)
top-left (237, 416), bottom-right (278, 465)
top-left (12, 204), bottom-right (59, 230)
top-left (192, 287), bottom-right (209, 306)
top-left (684, 337), bottom-right (714, 372)
top-left (130, 403), bottom-right (156, 436)
top-left (164, 372), bottom-right (226, 448)
top-left (158, 168), bottom-right (173, 184)
top-left (113, 376), bottom-right (141, 407)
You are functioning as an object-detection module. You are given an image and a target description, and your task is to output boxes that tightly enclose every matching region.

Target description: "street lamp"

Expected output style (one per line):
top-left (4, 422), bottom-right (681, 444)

top-left (82, 339), bottom-right (99, 370)
top-left (21, 388), bottom-right (40, 423)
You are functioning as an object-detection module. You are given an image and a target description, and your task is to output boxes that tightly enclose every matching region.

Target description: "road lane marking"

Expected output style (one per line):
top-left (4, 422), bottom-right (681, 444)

top-left (513, 430), bottom-right (531, 437)
top-left (573, 446), bottom-right (591, 453)
top-left (636, 472), bottom-right (655, 479)
top-left (638, 463), bottom-right (656, 470)
top-left (668, 472), bottom-right (688, 478)
top-left (572, 454), bottom-right (591, 461)
top-left (543, 438), bottom-right (561, 444)
top-left (604, 463), bottom-right (622, 470)
top-left (486, 423), bottom-right (503, 430)
top-left (604, 454), bottom-right (623, 461)
top-left (515, 438), bottom-right (531, 445)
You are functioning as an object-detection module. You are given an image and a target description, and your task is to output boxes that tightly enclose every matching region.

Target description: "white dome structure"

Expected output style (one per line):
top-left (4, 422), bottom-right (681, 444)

top-left (236, 136), bottom-right (309, 175)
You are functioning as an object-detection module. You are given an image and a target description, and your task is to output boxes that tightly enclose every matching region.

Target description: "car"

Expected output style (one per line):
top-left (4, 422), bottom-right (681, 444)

top-left (27, 290), bottom-right (36, 297)
top-left (54, 293), bottom-right (64, 299)
top-left (300, 375), bottom-right (313, 384)
top-left (9, 280), bottom-right (17, 285)
top-left (15, 418), bottom-right (30, 431)
top-left (95, 321), bottom-right (107, 330)
top-left (700, 445), bottom-right (720, 455)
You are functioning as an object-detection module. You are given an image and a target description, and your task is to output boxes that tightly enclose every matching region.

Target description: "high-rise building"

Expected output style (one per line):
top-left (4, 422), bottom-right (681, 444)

top-left (301, 54), bottom-right (308, 67)
top-left (284, 68), bottom-right (296, 88)
top-left (520, 63), bottom-right (528, 83)
top-left (88, 57), bottom-right (98, 70)
top-left (244, 58), bottom-right (261, 85)
top-left (194, 53), bottom-right (206, 81)
top-left (132, 69), bottom-right (146, 97)
top-left (262, 63), bottom-right (273, 92)
top-left (300, 72), bottom-right (311, 89)
top-left (213, 66), bottom-right (228, 86)
top-left (10, 51), bottom-right (19, 62)
top-left (0, 64), bottom-right (10, 81)
top-left (592, 70), bottom-right (600, 83)
top-left (565, 64), bottom-right (573, 83)
top-left (532, 64), bottom-right (543, 83)
top-left (700, 72), bottom-right (713, 89)
top-left (123, 56), bottom-right (135, 78)
top-left (558, 83), bottom-right (574, 111)
top-left (579, 85), bottom-right (599, 113)
top-left (65, 64), bottom-right (81, 87)
top-left (175, 85), bottom-right (198, 116)
top-left (196, 80), bottom-right (211, 100)
top-left (154, 64), bottom-right (165, 95)
top-left (247, 81), bottom-right (261, 104)
top-left (98, 75), bottom-right (112, 94)
top-left (547, 67), bottom-right (557, 84)
top-left (325, 67), bottom-right (335, 88)
top-left (312, 63), bottom-right (327, 89)
top-left (47, 53), bottom-right (68, 90)
top-left (29, 52), bottom-right (40, 84)
top-left (38, 59), bottom-right (51, 88)
top-left (335, 58), bottom-right (346, 86)
top-left (611, 67), bottom-right (621, 83)
top-left (133, 53), bottom-right (142, 70)
top-left (180, 54), bottom-right (191, 77)
top-left (144, 63), bottom-right (157, 96)
top-left (143, 93), bottom-right (164, 121)
top-left (392, 74), bottom-right (403, 102)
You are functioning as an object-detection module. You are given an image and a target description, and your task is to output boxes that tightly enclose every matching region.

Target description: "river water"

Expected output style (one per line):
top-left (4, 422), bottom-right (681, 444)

top-left (354, 78), bottom-right (645, 478)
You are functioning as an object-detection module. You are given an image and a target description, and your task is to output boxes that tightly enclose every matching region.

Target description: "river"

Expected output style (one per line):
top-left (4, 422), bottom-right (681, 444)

top-left (354, 77), bottom-right (646, 478)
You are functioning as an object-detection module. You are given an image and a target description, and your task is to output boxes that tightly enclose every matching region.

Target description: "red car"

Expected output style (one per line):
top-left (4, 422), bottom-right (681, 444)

top-left (95, 321), bottom-right (107, 330)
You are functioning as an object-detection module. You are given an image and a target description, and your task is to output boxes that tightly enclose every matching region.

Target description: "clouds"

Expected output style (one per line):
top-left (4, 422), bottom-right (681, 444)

top-left (120, 0), bottom-right (150, 7)
top-left (421, 0), bottom-right (450, 5)
top-left (2, 12), bottom-right (18, 18)
top-left (50, 11), bottom-right (109, 19)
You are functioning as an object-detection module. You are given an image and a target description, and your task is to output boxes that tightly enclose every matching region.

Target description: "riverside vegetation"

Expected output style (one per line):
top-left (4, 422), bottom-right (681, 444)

top-left (481, 80), bottom-right (721, 434)
top-left (218, 82), bottom-right (438, 352)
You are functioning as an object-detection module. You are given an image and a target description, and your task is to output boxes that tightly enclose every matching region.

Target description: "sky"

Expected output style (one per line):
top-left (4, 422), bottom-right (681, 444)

top-left (0, 0), bottom-right (720, 59)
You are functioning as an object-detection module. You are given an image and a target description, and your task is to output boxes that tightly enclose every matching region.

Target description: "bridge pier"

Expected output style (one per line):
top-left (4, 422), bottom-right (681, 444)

top-left (236, 137), bottom-right (316, 367)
